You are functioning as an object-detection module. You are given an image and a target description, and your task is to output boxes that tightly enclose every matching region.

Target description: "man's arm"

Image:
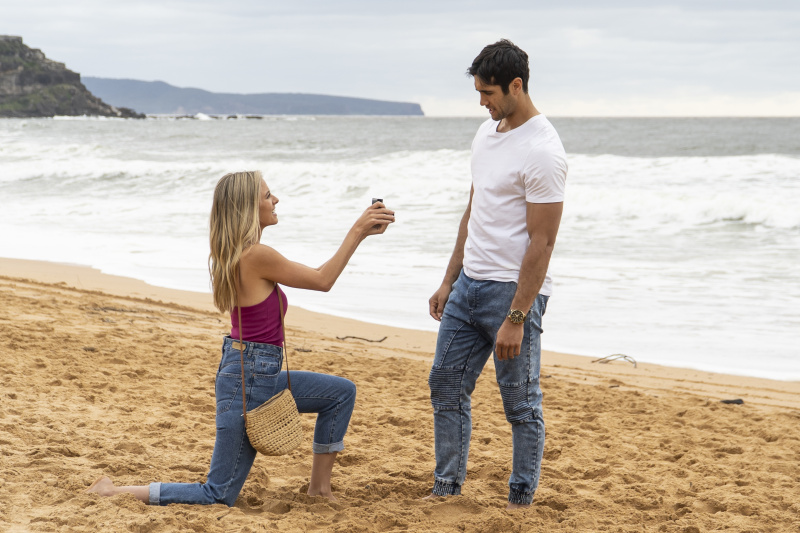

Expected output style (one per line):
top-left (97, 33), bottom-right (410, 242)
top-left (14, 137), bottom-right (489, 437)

top-left (429, 186), bottom-right (474, 321)
top-left (494, 201), bottom-right (563, 360)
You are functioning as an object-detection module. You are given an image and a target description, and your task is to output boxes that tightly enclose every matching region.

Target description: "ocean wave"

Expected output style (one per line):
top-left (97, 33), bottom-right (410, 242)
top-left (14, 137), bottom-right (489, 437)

top-left (2, 120), bottom-right (798, 380)
top-left (51, 115), bottom-right (126, 121)
top-left (564, 154), bottom-right (800, 230)
top-left (4, 146), bottom-right (798, 231)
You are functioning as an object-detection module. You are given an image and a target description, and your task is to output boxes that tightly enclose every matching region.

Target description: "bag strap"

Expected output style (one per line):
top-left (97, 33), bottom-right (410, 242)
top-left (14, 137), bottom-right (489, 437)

top-left (237, 265), bottom-right (289, 421)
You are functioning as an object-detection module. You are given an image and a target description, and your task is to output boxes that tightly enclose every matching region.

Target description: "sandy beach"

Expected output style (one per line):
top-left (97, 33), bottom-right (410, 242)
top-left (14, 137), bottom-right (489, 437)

top-left (1, 257), bottom-right (798, 532)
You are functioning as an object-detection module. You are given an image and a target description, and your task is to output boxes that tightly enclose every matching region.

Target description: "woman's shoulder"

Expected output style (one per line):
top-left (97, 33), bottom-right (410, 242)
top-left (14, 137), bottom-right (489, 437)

top-left (241, 244), bottom-right (287, 278)
top-left (242, 243), bottom-right (279, 262)
top-left (239, 244), bottom-right (279, 297)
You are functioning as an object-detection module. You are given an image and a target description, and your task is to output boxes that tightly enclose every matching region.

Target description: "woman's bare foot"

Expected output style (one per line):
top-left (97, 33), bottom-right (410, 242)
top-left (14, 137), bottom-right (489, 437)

top-left (421, 493), bottom-right (445, 501)
top-left (307, 452), bottom-right (338, 501)
top-left (85, 476), bottom-right (149, 503)
top-left (306, 488), bottom-right (338, 501)
top-left (86, 476), bottom-right (117, 497)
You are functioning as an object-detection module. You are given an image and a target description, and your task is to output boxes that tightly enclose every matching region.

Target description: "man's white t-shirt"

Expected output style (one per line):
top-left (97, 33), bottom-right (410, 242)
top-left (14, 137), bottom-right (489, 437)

top-left (463, 114), bottom-right (567, 295)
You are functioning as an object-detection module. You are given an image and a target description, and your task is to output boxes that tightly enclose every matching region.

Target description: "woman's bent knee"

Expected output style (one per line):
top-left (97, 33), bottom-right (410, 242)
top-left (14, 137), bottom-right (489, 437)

top-left (336, 377), bottom-right (357, 409)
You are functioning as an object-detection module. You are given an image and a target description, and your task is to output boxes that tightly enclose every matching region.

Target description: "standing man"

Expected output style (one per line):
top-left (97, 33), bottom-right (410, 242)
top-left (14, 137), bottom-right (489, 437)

top-left (426, 39), bottom-right (567, 509)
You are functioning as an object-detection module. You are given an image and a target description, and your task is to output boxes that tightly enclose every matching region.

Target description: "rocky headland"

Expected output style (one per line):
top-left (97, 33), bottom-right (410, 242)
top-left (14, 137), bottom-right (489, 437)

top-left (82, 77), bottom-right (425, 116)
top-left (0, 36), bottom-right (143, 118)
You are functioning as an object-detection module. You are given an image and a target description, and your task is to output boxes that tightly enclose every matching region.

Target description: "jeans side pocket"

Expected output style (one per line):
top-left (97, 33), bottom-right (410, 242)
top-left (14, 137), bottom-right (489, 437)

top-left (215, 372), bottom-right (241, 415)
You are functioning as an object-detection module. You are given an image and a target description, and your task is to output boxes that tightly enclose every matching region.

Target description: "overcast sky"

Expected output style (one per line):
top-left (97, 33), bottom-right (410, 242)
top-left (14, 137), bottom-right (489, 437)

top-left (3, 1), bottom-right (799, 116)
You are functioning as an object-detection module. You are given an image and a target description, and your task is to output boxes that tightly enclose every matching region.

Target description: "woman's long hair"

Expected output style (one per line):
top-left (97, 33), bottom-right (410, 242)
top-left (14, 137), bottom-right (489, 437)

top-left (209, 171), bottom-right (262, 313)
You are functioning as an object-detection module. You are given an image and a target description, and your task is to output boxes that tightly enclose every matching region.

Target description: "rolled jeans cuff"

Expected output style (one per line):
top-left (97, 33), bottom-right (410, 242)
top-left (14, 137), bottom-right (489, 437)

top-left (508, 488), bottom-right (534, 505)
top-left (148, 482), bottom-right (161, 506)
top-left (313, 440), bottom-right (344, 454)
top-left (432, 479), bottom-right (461, 496)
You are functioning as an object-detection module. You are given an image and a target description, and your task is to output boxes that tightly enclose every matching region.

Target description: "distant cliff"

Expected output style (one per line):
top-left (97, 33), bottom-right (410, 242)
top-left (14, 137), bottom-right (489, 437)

top-left (0, 36), bottom-right (143, 118)
top-left (82, 77), bottom-right (425, 116)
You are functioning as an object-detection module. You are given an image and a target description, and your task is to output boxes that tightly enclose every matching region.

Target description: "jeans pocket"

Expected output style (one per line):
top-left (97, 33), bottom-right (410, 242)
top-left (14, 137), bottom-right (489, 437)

top-left (215, 372), bottom-right (241, 415)
top-left (540, 294), bottom-right (549, 318)
top-left (253, 354), bottom-right (281, 378)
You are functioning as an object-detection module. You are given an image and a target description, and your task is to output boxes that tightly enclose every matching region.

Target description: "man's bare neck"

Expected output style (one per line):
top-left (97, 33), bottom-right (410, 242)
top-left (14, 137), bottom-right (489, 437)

top-left (497, 98), bottom-right (540, 133)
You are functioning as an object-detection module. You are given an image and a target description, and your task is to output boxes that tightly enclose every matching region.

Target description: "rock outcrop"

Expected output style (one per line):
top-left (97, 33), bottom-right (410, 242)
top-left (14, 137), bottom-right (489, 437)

top-left (0, 36), bottom-right (144, 118)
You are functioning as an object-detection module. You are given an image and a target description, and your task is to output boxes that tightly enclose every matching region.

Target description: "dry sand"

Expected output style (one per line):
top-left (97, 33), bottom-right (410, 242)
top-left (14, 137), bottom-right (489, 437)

top-left (1, 257), bottom-right (798, 532)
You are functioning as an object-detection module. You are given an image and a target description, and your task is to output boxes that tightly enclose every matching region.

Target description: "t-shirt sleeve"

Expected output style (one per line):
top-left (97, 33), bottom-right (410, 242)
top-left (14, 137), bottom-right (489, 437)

top-left (522, 146), bottom-right (567, 203)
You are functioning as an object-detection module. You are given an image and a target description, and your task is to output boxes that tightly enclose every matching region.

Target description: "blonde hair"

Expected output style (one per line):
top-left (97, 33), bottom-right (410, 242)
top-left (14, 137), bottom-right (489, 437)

top-left (209, 171), bottom-right (263, 312)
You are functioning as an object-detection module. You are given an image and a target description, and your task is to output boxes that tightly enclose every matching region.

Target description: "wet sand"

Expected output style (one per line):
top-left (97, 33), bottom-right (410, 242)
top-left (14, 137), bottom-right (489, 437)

top-left (1, 257), bottom-right (798, 532)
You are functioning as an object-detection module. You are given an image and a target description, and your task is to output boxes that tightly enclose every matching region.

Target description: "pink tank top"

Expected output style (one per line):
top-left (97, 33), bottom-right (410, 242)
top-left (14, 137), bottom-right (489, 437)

top-left (230, 286), bottom-right (287, 347)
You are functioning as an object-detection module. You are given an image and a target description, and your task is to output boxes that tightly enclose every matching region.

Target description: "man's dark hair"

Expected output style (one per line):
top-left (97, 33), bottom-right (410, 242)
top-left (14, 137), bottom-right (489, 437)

top-left (467, 39), bottom-right (530, 95)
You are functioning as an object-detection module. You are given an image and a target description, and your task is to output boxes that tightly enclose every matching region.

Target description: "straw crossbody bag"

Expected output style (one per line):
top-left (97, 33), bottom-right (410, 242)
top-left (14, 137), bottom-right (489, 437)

top-left (236, 282), bottom-right (304, 456)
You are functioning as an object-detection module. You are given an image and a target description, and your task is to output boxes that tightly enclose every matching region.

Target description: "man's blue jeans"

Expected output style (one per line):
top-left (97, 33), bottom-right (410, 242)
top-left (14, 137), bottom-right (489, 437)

top-left (149, 337), bottom-right (356, 506)
top-left (429, 270), bottom-right (548, 505)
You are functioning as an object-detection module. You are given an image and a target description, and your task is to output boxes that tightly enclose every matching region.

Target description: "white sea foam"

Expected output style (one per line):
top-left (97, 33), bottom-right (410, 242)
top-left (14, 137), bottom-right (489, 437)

top-left (564, 154), bottom-right (800, 231)
top-left (51, 115), bottom-right (119, 121)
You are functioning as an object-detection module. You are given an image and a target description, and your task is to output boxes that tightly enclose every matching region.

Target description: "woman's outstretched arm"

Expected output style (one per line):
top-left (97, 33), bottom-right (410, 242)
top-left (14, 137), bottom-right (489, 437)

top-left (247, 202), bottom-right (394, 292)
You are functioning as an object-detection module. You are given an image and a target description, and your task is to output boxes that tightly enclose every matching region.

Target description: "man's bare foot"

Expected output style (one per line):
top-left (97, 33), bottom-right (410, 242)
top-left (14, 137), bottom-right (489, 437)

top-left (421, 493), bottom-right (445, 501)
top-left (86, 476), bottom-right (116, 497)
top-left (506, 502), bottom-right (530, 510)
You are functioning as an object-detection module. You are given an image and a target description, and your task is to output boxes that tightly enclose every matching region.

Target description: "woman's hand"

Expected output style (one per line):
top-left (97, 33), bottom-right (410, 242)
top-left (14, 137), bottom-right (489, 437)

top-left (352, 201), bottom-right (395, 239)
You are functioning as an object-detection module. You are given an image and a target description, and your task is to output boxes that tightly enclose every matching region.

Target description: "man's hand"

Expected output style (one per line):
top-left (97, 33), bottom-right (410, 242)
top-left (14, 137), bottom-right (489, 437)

top-left (429, 284), bottom-right (452, 321)
top-left (495, 320), bottom-right (524, 360)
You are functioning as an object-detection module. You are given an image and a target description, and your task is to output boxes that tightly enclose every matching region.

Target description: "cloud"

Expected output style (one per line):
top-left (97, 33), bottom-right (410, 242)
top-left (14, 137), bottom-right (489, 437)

top-left (3, 1), bottom-right (799, 115)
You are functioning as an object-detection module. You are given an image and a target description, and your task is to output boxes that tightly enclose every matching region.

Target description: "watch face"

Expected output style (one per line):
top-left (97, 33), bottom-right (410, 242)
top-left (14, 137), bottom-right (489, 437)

top-left (508, 310), bottom-right (525, 324)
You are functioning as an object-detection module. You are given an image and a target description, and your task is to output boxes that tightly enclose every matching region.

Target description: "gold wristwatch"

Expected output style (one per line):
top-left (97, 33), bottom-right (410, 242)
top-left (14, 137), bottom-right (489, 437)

top-left (506, 309), bottom-right (526, 324)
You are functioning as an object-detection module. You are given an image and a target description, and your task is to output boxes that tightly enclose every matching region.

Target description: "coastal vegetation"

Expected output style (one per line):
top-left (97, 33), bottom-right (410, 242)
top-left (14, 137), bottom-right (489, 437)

top-left (0, 36), bottom-right (143, 118)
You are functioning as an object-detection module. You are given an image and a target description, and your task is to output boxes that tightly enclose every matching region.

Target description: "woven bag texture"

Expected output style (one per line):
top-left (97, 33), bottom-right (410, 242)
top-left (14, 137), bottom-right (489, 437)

top-left (245, 388), bottom-right (304, 456)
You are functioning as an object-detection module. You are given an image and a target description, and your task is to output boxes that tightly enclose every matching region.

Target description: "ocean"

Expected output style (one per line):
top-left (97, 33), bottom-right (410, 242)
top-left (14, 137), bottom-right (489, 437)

top-left (1, 116), bottom-right (798, 380)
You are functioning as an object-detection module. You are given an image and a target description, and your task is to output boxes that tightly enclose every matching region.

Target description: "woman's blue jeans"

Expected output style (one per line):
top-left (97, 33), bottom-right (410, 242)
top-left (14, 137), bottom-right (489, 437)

top-left (429, 270), bottom-right (548, 505)
top-left (149, 337), bottom-right (356, 506)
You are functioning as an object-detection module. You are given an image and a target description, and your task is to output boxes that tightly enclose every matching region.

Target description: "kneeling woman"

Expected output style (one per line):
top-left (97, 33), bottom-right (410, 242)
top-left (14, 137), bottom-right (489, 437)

top-left (88, 170), bottom-right (395, 505)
